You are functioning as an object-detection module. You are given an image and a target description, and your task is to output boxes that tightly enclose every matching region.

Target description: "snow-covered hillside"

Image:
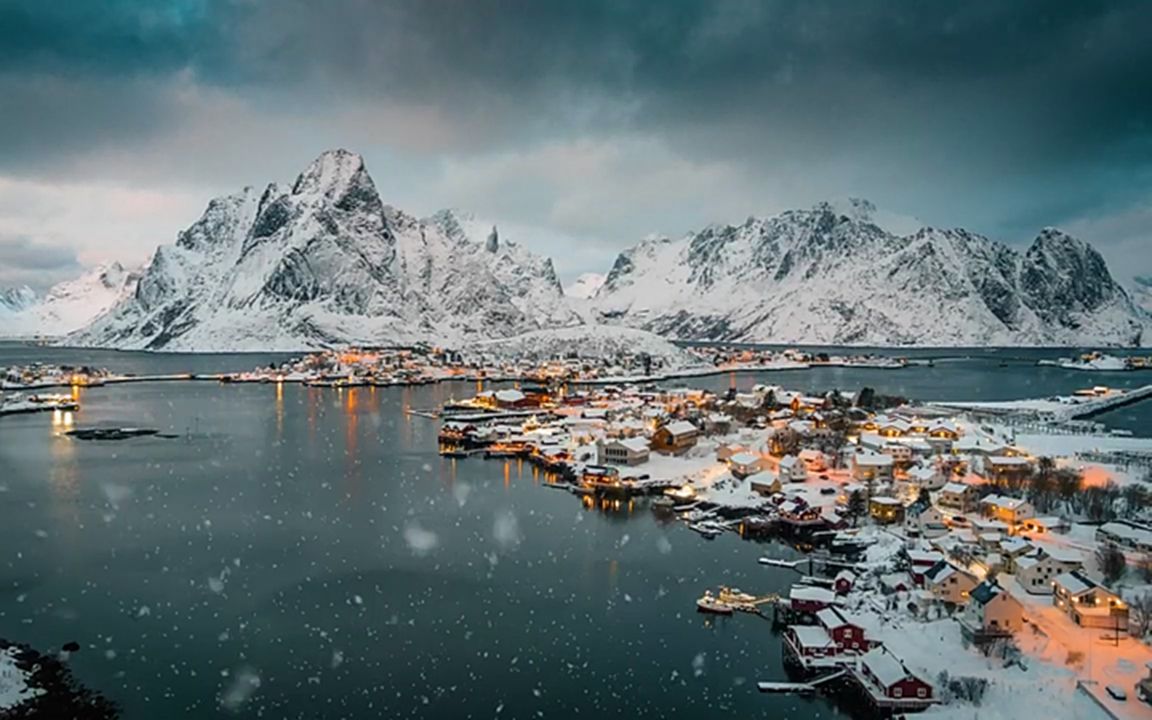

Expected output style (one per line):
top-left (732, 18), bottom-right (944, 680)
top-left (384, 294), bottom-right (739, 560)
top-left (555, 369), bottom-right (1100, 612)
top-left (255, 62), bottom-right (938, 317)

top-left (0, 263), bottom-right (139, 338)
top-left (564, 273), bottom-right (606, 300)
top-left (70, 150), bottom-right (578, 351)
top-left (1132, 276), bottom-right (1152, 316)
top-left (593, 201), bottom-right (1149, 347)
top-left (0, 286), bottom-right (37, 313)
top-left (463, 325), bottom-right (696, 368)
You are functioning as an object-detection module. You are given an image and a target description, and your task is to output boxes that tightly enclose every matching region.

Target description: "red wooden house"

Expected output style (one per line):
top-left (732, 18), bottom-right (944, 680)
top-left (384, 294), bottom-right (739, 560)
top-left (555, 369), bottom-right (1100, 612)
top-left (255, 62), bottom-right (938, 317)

top-left (833, 570), bottom-right (857, 596)
top-left (815, 607), bottom-right (873, 653)
top-left (788, 585), bottom-right (838, 614)
top-left (855, 648), bottom-right (934, 711)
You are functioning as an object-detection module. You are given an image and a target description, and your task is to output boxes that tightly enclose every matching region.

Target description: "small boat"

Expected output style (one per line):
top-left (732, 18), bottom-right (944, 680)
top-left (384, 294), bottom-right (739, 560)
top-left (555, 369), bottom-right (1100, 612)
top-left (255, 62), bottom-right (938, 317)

top-left (439, 448), bottom-right (471, 458)
top-left (688, 522), bottom-right (722, 538)
top-left (696, 594), bottom-right (734, 615)
top-left (651, 496), bottom-right (676, 509)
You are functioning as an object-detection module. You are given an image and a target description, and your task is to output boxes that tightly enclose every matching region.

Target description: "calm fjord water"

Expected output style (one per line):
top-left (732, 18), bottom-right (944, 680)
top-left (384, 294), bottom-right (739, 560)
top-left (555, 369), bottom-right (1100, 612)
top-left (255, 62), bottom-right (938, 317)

top-left (0, 344), bottom-right (1149, 719)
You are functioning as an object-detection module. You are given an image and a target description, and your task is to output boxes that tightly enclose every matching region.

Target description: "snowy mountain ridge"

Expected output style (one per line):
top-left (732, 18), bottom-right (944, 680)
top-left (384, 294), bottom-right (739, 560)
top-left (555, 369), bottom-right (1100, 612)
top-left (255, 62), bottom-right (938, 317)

top-left (1, 263), bottom-right (139, 338)
top-left (70, 150), bottom-right (578, 351)
top-left (592, 202), bottom-right (1148, 347)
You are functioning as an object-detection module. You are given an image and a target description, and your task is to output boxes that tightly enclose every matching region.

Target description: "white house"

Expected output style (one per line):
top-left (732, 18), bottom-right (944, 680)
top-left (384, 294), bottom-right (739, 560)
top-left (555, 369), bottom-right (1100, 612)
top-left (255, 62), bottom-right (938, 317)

top-left (778, 454), bottom-right (808, 483)
top-left (936, 481), bottom-right (980, 513)
top-left (907, 464), bottom-right (947, 492)
top-left (728, 452), bottom-right (766, 478)
top-left (980, 494), bottom-right (1035, 526)
top-left (599, 437), bottom-right (650, 467)
top-left (1015, 546), bottom-right (1083, 595)
top-left (747, 470), bottom-right (782, 496)
top-left (905, 501), bottom-right (947, 538)
top-left (922, 561), bottom-right (979, 605)
top-left (852, 451), bottom-right (895, 482)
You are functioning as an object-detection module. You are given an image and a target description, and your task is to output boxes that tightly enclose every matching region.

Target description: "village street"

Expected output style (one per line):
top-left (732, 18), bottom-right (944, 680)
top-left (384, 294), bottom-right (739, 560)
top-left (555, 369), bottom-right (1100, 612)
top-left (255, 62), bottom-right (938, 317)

top-left (1003, 576), bottom-right (1152, 719)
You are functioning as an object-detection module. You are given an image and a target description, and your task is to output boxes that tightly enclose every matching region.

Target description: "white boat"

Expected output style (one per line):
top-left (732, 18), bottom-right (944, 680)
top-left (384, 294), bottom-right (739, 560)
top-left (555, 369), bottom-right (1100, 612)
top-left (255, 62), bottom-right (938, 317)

top-left (696, 594), bottom-right (734, 615)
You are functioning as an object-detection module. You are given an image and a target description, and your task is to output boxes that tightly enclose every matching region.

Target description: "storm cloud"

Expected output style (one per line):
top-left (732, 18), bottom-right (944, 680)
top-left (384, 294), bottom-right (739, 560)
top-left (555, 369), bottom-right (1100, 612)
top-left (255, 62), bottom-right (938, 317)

top-left (0, 234), bottom-right (81, 290)
top-left (0, 0), bottom-right (1149, 281)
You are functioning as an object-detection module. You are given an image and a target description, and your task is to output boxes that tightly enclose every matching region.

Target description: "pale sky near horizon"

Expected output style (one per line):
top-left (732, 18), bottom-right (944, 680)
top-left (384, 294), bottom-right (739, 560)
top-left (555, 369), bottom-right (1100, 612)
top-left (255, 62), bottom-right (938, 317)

top-left (1, 1), bottom-right (1150, 291)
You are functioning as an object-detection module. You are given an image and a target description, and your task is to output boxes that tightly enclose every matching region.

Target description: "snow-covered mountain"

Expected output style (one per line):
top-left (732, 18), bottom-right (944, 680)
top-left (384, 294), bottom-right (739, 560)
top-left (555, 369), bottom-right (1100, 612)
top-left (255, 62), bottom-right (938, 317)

top-left (564, 273), bottom-right (606, 300)
top-left (1132, 276), bottom-right (1152, 316)
top-left (70, 150), bottom-right (577, 351)
top-left (593, 201), bottom-right (1148, 347)
top-left (1, 263), bottom-right (139, 338)
top-left (0, 285), bottom-right (37, 313)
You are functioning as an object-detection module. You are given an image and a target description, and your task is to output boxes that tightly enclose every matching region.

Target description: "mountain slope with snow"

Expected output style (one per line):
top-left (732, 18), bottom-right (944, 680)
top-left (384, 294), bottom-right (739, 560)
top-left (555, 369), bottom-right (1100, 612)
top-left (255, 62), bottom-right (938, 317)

top-left (594, 201), bottom-right (1148, 347)
top-left (565, 273), bottom-right (606, 300)
top-left (70, 150), bottom-right (577, 351)
top-left (1132, 276), bottom-right (1152, 316)
top-left (1, 263), bottom-right (139, 338)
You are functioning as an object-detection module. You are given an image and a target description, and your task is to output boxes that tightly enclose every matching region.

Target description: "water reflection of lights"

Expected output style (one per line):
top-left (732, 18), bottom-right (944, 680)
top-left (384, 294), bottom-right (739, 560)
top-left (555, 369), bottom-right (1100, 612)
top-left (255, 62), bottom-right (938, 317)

top-left (51, 409), bottom-right (75, 430)
top-left (579, 494), bottom-right (635, 514)
top-left (275, 381), bottom-right (284, 439)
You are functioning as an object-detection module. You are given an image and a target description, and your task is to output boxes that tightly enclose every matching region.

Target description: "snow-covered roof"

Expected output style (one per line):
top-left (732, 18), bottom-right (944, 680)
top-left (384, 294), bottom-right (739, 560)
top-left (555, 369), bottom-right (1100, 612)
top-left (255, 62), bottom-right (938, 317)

top-left (908, 465), bottom-right (937, 481)
top-left (662, 420), bottom-right (698, 438)
top-left (871, 496), bottom-right (902, 506)
top-left (611, 437), bottom-right (650, 453)
top-left (854, 451), bottom-right (894, 467)
top-left (987, 455), bottom-right (1031, 466)
top-left (729, 452), bottom-right (760, 466)
top-left (940, 481), bottom-right (972, 495)
top-left (1053, 571), bottom-right (1096, 596)
top-left (815, 607), bottom-right (852, 629)
top-left (1015, 555), bottom-right (1040, 571)
top-left (924, 562), bottom-right (955, 585)
top-left (790, 625), bottom-right (836, 649)
top-left (862, 648), bottom-right (910, 688)
top-left (779, 454), bottom-right (800, 470)
top-left (907, 549), bottom-right (945, 564)
top-left (980, 493), bottom-right (1030, 510)
top-left (494, 389), bottom-right (526, 403)
top-left (1099, 521), bottom-right (1152, 547)
top-left (1040, 545), bottom-right (1082, 564)
top-left (790, 585), bottom-right (837, 603)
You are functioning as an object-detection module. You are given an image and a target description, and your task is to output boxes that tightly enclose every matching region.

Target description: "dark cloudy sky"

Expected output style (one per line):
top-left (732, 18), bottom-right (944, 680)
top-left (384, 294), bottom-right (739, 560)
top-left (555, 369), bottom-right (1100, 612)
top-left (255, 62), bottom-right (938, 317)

top-left (1, 0), bottom-right (1150, 290)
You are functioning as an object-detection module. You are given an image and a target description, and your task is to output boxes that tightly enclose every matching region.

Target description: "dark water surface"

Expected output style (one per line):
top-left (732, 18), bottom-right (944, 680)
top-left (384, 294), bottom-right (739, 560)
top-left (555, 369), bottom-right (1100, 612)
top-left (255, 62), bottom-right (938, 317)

top-left (1, 343), bottom-right (1150, 719)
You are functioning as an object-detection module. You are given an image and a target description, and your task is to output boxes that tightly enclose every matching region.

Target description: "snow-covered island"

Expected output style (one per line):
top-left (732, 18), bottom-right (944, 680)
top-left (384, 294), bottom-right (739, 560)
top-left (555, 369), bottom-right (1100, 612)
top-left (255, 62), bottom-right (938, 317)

top-left (1039, 351), bottom-right (1152, 372)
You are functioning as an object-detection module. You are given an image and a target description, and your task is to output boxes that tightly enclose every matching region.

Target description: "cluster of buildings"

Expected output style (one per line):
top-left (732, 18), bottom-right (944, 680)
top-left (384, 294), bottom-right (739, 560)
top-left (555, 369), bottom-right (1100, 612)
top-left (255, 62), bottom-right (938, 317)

top-left (1, 363), bottom-right (111, 389)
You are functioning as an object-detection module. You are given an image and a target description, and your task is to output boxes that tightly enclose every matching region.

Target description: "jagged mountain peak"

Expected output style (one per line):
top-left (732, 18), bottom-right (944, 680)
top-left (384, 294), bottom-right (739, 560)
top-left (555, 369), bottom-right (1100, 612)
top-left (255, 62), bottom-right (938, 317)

top-left (593, 205), bottom-right (1148, 347)
top-left (292, 149), bottom-right (365, 195)
top-left (69, 151), bottom-right (576, 351)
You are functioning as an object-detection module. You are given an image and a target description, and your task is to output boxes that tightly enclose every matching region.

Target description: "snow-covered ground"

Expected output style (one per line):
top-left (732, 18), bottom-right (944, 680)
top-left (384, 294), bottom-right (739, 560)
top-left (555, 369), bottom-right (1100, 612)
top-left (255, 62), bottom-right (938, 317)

top-left (0, 647), bottom-right (42, 710)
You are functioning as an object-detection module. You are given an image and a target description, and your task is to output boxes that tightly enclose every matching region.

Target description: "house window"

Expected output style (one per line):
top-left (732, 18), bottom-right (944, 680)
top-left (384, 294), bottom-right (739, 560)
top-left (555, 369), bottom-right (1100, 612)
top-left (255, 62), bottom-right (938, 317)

top-left (917, 688), bottom-right (927, 698)
top-left (893, 687), bottom-right (903, 698)
top-left (844, 629), bottom-right (853, 638)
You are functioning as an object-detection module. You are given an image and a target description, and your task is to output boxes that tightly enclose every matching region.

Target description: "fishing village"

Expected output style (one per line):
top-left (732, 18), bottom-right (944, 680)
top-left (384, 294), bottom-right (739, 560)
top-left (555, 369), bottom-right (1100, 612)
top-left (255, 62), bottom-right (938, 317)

top-left (5, 345), bottom-right (1152, 719)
